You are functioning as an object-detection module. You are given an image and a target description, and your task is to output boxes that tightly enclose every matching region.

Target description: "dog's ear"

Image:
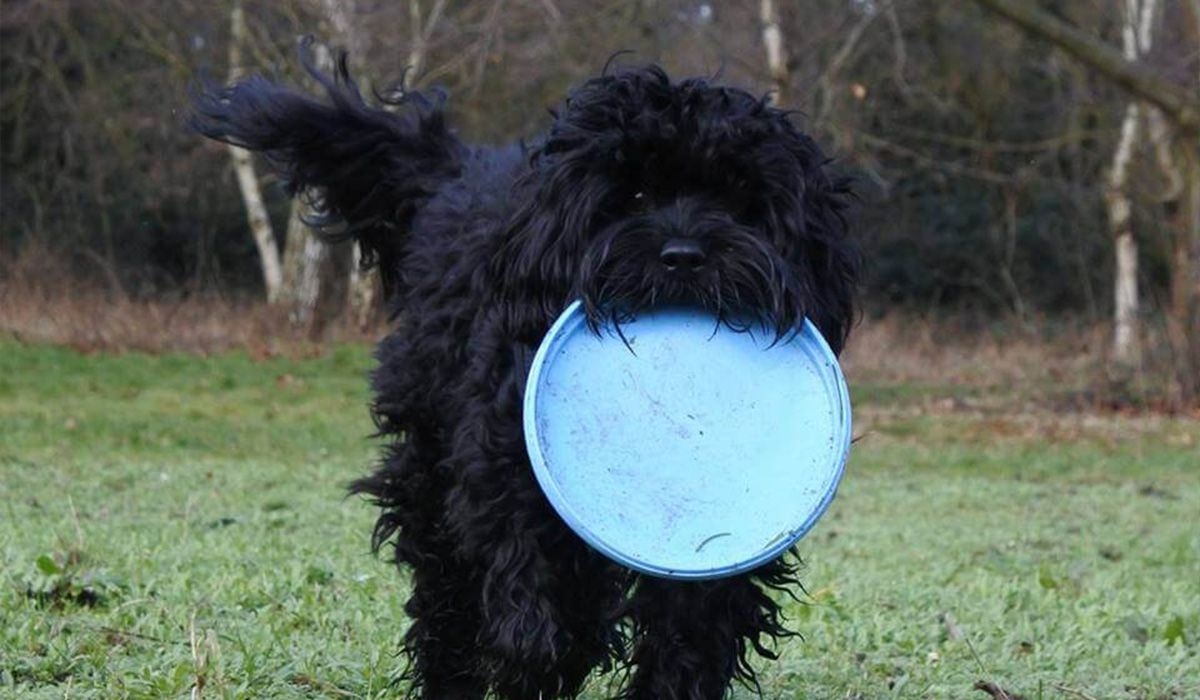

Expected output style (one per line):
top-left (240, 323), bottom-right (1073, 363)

top-left (490, 67), bottom-right (675, 321)
top-left (191, 42), bottom-right (464, 295)
top-left (490, 148), bottom-right (613, 320)
top-left (757, 122), bottom-right (860, 355)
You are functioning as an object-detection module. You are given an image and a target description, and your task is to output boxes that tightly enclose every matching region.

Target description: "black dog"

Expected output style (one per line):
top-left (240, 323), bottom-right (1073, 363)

top-left (194, 50), bottom-right (858, 700)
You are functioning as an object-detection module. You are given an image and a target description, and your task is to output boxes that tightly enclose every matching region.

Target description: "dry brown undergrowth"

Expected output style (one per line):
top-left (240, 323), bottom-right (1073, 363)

top-left (2, 247), bottom-right (1190, 412)
top-left (0, 246), bottom-right (380, 357)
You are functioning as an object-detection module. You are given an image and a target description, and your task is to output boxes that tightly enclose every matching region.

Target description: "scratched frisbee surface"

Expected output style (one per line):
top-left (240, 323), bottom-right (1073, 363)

top-left (524, 301), bottom-right (852, 580)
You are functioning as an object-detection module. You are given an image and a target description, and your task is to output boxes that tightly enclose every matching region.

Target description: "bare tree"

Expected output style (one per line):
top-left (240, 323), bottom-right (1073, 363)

top-left (314, 0), bottom-right (381, 327)
top-left (226, 0), bottom-right (283, 302)
top-left (759, 0), bottom-right (787, 105)
top-left (971, 0), bottom-right (1200, 403)
top-left (348, 0), bottom-right (447, 328)
top-left (970, 0), bottom-right (1199, 127)
top-left (286, 0), bottom-right (446, 330)
top-left (812, 2), bottom-right (881, 149)
top-left (1108, 0), bottom-right (1159, 368)
top-left (407, 0), bottom-right (448, 85)
top-left (278, 192), bottom-right (329, 326)
top-left (278, 1), bottom-right (375, 330)
top-left (277, 38), bottom-right (335, 327)
top-left (344, 0), bottom-right (446, 328)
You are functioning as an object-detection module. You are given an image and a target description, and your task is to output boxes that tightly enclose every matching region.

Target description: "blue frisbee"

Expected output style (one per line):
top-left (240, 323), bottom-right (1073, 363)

top-left (523, 301), bottom-right (852, 580)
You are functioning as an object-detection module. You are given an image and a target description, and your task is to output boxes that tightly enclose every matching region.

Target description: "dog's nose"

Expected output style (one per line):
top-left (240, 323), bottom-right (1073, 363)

top-left (660, 238), bottom-right (707, 271)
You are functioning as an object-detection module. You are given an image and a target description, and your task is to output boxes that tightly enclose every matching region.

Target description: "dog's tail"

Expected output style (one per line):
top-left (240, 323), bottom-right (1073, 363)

top-left (191, 40), bottom-right (465, 298)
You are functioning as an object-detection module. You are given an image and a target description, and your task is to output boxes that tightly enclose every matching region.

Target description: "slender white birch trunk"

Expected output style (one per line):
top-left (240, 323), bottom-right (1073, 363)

top-left (1110, 100), bottom-right (1141, 366)
top-left (760, 0), bottom-right (787, 106)
top-left (1108, 0), bottom-right (1159, 367)
top-left (226, 0), bottom-right (282, 303)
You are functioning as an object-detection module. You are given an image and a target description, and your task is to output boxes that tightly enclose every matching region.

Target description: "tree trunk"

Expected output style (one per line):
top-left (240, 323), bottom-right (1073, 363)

top-left (342, 0), bottom-right (447, 330)
top-left (319, 0), bottom-right (446, 330)
top-left (279, 203), bottom-right (327, 326)
top-left (1109, 0), bottom-right (1158, 369)
top-left (225, 0), bottom-right (282, 303)
top-left (348, 247), bottom-right (379, 330)
top-left (1165, 145), bottom-right (1200, 404)
top-left (970, 0), bottom-right (1199, 403)
top-left (321, 0), bottom-right (390, 328)
top-left (312, 241), bottom-right (353, 340)
top-left (1147, 109), bottom-right (1185, 202)
top-left (1112, 211), bottom-right (1140, 367)
top-left (275, 36), bottom-right (355, 333)
top-left (1145, 81), bottom-right (1194, 404)
top-left (760, 0), bottom-right (787, 105)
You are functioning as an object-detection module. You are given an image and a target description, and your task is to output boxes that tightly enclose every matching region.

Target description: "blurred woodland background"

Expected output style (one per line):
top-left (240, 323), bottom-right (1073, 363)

top-left (1, 0), bottom-right (1198, 407)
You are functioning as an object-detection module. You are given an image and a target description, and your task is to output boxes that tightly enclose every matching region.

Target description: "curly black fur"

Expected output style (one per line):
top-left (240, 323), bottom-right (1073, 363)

top-left (193, 46), bottom-right (858, 700)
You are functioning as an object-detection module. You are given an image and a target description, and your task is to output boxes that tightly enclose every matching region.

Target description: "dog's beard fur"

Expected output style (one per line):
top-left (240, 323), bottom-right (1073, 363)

top-left (193, 53), bottom-right (859, 700)
top-left (579, 199), bottom-right (805, 341)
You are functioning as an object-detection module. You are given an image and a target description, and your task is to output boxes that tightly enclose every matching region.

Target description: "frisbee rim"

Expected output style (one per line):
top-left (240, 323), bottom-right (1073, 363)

top-left (523, 300), bottom-right (851, 580)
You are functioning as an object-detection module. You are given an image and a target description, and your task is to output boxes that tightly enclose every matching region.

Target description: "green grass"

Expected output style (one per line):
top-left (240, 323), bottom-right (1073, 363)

top-left (1, 341), bottom-right (1197, 699)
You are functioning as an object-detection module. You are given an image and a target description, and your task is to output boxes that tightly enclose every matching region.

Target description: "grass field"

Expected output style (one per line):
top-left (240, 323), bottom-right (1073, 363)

top-left (1, 339), bottom-right (1197, 699)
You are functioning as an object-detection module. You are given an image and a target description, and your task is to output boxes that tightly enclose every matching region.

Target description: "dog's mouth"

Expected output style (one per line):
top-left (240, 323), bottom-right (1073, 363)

top-left (577, 223), bottom-right (806, 342)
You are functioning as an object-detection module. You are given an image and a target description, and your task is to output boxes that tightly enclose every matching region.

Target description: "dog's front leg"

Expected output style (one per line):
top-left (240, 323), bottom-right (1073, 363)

top-left (443, 319), bottom-right (625, 700)
top-left (619, 559), bottom-right (797, 700)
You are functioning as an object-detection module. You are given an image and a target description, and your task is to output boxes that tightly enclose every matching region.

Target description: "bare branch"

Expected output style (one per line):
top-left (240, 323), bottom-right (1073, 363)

top-left (856, 132), bottom-right (1025, 185)
top-left (407, 0), bottom-right (448, 90)
top-left (969, 0), bottom-right (1199, 131)
top-left (225, 0), bottom-right (282, 302)
top-left (815, 6), bottom-right (881, 124)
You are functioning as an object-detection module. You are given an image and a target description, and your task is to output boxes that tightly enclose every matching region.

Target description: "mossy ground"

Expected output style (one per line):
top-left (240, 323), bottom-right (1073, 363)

top-left (1, 342), bottom-right (1196, 698)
